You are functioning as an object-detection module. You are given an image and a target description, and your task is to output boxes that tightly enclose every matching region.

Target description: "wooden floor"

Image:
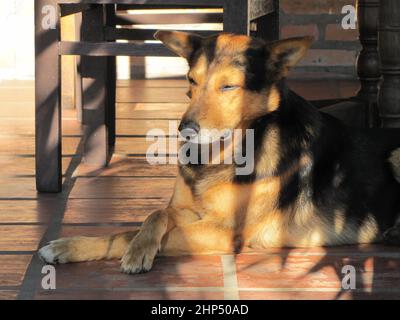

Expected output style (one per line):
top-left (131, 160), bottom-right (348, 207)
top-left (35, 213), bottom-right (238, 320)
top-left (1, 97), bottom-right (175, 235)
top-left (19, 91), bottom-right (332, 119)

top-left (1, 77), bottom-right (400, 300)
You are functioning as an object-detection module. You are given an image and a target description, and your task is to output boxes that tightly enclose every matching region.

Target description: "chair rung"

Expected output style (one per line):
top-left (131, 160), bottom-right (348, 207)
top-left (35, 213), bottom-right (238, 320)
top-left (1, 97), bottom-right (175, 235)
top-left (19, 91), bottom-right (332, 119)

top-left (114, 12), bottom-right (222, 25)
top-left (60, 4), bottom-right (91, 17)
top-left (117, 4), bottom-right (222, 10)
top-left (104, 27), bottom-right (219, 41)
top-left (57, 0), bottom-right (224, 6)
top-left (59, 41), bottom-right (176, 57)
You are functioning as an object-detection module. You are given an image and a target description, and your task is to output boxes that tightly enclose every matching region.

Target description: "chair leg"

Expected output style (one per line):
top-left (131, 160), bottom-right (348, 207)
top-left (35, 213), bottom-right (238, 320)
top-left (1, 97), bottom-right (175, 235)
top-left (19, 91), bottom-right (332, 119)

top-left (81, 5), bottom-right (113, 165)
top-left (378, 0), bottom-right (400, 128)
top-left (223, 0), bottom-right (250, 35)
top-left (106, 57), bottom-right (116, 150)
top-left (35, 0), bottom-right (62, 192)
top-left (74, 12), bottom-right (83, 123)
top-left (106, 5), bottom-right (116, 150)
top-left (356, 0), bottom-right (381, 128)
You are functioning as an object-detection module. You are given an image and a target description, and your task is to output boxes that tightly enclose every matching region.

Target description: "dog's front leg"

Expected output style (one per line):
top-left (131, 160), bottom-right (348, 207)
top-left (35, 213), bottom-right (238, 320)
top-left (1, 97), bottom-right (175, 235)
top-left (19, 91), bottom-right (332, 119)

top-left (121, 209), bottom-right (172, 274)
top-left (160, 221), bottom-right (238, 256)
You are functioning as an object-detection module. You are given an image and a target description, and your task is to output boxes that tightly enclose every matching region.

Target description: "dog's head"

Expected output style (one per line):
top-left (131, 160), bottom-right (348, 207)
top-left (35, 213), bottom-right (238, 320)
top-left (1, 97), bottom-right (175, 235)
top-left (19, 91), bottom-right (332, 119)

top-left (155, 31), bottom-right (312, 142)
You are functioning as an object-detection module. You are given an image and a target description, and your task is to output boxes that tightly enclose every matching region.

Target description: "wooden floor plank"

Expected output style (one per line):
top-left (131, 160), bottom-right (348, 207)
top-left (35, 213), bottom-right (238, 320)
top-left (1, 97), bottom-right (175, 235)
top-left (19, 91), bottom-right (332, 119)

top-left (116, 137), bottom-right (176, 155)
top-left (62, 199), bottom-right (167, 224)
top-left (117, 87), bottom-right (189, 103)
top-left (33, 256), bottom-right (223, 290)
top-left (119, 102), bottom-right (187, 112)
top-left (75, 156), bottom-right (177, 177)
top-left (239, 291), bottom-right (353, 300)
top-left (236, 253), bottom-right (400, 292)
top-left (0, 255), bottom-right (32, 286)
top-left (0, 110), bottom-right (77, 122)
top-left (0, 200), bottom-right (55, 223)
top-left (0, 226), bottom-right (46, 251)
top-left (0, 88), bottom-right (34, 103)
top-left (69, 177), bottom-right (175, 199)
top-left (60, 226), bottom-right (138, 238)
top-left (0, 137), bottom-right (81, 156)
top-left (117, 103), bottom-right (187, 120)
top-left (117, 79), bottom-right (187, 88)
top-left (0, 80), bottom-right (34, 88)
top-left (0, 114), bottom-right (183, 161)
top-left (0, 290), bottom-right (19, 300)
top-left (239, 288), bottom-right (400, 300)
top-left (0, 155), bottom-right (175, 178)
top-left (0, 118), bottom-right (82, 137)
top-left (0, 136), bottom-right (176, 157)
top-left (0, 178), bottom-right (38, 199)
top-left (0, 157), bottom-right (73, 177)
top-left (238, 244), bottom-right (400, 255)
top-left (117, 119), bottom-right (178, 136)
top-left (35, 290), bottom-right (223, 300)
top-left (0, 103), bottom-right (34, 118)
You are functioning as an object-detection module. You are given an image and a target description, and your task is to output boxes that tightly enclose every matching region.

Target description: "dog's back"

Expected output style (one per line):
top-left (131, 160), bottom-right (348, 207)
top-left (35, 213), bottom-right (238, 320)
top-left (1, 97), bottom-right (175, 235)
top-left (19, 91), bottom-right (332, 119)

top-left (253, 86), bottom-right (400, 246)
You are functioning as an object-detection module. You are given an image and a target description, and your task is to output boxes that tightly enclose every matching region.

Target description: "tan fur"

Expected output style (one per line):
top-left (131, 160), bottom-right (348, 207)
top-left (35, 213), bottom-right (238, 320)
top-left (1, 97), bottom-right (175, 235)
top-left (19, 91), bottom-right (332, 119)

top-left (269, 36), bottom-right (313, 77)
top-left (40, 231), bottom-right (137, 263)
top-left (266, 86), bottom-right (281, 113)
top-left (184, 34), bottom-right (266, 134)
top-left (154, 30), bottom-right (198, 59)
top-left (357, 214), bottom-right (379, 243)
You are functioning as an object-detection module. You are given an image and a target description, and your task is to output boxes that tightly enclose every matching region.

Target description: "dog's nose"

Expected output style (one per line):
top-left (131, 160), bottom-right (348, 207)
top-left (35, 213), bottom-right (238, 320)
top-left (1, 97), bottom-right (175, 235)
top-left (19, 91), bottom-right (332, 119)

top-left (178, 119), bottom-right (200, 136)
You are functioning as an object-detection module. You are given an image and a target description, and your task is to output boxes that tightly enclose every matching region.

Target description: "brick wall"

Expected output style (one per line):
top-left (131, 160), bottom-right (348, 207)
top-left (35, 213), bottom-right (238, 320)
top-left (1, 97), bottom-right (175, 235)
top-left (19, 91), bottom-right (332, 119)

top-left (280, 0), bottom-right (360, 76)
top-left (136, 1), bottom-right (362, 79)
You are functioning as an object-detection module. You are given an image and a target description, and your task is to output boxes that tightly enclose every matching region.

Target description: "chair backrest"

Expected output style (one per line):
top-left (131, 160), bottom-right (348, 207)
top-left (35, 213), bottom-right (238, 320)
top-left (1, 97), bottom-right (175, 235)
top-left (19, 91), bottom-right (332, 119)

top-left (106, 4), bottom-right (224, 42)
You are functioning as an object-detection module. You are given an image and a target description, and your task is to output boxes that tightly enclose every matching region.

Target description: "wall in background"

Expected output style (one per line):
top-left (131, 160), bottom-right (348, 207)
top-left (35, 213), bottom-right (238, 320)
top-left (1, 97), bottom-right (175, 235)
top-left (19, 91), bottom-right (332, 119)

top-left (280, 0), bottom-right (359, 76)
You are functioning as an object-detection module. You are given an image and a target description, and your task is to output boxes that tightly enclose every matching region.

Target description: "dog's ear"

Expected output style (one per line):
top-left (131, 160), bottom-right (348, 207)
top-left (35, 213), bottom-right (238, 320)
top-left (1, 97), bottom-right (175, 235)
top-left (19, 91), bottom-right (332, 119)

top-left (154, 30), bottom-right (202, 60)
top-left (268, 37), bottom-right (313, 77)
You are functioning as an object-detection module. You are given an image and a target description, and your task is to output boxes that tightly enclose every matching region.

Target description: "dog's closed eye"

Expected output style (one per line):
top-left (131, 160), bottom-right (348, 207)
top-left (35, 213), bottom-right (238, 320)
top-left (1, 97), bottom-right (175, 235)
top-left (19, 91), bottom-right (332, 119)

top-left (221, 85), bottom-right (240, 92)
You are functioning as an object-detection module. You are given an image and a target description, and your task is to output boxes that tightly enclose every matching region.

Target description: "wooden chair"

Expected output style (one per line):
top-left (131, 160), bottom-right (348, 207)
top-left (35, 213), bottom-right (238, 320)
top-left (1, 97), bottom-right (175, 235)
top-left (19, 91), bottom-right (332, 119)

top-left (317, 0), bottom-right (380, 128)
top-left (106, 2), bottom-right (279, 41)
top-left (35, 0), bottom-right (279, 192)
top-left (319, 0), bottom-right (400, 131)
top-left (77, 1), bottom-right (279, 164)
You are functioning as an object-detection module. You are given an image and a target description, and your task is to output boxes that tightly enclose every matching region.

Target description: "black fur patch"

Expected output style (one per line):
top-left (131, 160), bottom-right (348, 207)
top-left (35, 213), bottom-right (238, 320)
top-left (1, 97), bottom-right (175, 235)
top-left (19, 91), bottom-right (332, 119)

top-left (279, 172), bottom-right (301, 209)
top-left (243, 39), bottom-right (268, 91)
top-left (187, 35), bottom-right (204, 67)
top-left (188, 35), bottom-right (218, 68)
top-left (202, 36), bottom-right (218, 65)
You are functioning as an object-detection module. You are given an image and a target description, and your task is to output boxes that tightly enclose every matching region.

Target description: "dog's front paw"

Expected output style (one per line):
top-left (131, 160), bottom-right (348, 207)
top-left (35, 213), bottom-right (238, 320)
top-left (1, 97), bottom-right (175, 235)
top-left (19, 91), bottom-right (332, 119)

top-left (121, 240), bottom-right (159, 274)
top-left (39, 239), bottom-right (72, 264)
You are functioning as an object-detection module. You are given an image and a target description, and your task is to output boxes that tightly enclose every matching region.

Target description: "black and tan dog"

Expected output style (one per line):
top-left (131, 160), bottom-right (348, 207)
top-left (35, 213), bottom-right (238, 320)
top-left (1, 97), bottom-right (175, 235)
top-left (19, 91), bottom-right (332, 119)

top-left (39, 31), bottom-right (400, 274)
